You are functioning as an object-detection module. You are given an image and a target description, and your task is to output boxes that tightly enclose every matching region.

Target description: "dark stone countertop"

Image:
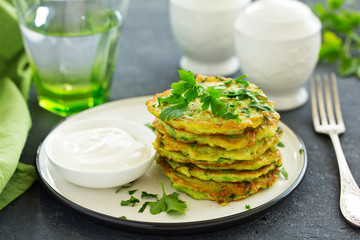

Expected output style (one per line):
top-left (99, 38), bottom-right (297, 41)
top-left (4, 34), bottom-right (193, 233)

top-left (1, 0), bottom-right (359, 239)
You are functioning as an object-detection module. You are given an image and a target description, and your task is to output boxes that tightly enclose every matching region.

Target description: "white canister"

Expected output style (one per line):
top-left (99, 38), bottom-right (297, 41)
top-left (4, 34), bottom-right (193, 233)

top-left (234, 0), bottom-right (321, 111)
top-left (170, 0), bottom-right (250, 76)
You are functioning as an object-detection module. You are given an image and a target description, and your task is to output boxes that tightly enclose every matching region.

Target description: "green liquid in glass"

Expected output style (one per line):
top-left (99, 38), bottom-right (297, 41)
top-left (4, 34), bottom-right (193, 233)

top-left (21, 0), bottom-right (123, 116)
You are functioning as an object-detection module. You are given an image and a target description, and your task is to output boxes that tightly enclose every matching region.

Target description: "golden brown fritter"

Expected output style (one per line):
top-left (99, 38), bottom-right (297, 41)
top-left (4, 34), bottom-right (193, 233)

top-left (156, 129), bottom-right (281, 162)
top-left (165, 156), bottom-right (282, 183)
top-left (146, 75), bottom-right (280, 135)
top-left (154, 117), bottom-right (278, 150)
top-left (157, 156), bottom-right (280, 205)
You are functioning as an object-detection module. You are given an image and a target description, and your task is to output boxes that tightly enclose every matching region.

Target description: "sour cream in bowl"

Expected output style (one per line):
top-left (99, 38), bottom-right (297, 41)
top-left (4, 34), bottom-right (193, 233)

top-left (45, 119), bottom-right (156, 188)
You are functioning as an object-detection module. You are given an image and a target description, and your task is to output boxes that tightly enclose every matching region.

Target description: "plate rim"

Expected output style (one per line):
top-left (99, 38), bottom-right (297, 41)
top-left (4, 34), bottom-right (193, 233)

top-left (35, 96), bottom-right (308, 235)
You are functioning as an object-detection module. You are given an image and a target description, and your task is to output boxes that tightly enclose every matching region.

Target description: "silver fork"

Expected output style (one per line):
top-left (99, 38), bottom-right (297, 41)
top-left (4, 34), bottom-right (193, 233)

top-left (310, 73), bottom-right (360, 227)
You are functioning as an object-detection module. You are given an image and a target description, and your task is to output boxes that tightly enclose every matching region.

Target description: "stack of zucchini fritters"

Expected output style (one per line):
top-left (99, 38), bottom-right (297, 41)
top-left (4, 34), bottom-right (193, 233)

top-left (146, 74), bottom-right (283, 205)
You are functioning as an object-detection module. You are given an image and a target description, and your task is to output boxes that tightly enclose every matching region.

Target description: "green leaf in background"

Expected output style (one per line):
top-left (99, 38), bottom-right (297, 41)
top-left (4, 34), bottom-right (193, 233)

top-left (328, 0), bottom-right (344, 10)
top-left (356, 60), bottom-right (360, 78)
top-left (312, 0), bottom-right (360, 79)
top-left (338, 55), bottom-right (358, 76)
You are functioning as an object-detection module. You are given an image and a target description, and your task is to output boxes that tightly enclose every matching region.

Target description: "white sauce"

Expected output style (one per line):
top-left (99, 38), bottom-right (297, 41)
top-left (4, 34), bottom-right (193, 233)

top-left (53, 127), bottom-right (150, 171)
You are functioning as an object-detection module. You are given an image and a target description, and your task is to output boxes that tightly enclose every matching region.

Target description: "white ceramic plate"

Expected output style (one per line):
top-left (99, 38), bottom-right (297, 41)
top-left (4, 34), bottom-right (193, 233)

top-left (36, 95), bottom-right (307, 234)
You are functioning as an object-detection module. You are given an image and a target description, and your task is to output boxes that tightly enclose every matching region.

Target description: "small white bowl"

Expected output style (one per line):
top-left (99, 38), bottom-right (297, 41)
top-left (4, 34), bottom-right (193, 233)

top-left (45, 118), bottom-right (156, 188)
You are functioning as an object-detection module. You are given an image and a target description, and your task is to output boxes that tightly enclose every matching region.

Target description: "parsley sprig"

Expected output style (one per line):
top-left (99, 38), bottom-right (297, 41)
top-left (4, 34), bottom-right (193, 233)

top-left (158, 70), bottom-right (272, 121)
top-left (159, 69), bottom-right (235, 121)
top-left (147, 181), bottom-right (187, 215)
top-left (312, 0), bottom-right (360, 79)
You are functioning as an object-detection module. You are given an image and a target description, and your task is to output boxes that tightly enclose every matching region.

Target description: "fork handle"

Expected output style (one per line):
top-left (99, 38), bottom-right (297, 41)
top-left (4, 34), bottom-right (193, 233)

top-left (330, 133), bottom-right (360, 227)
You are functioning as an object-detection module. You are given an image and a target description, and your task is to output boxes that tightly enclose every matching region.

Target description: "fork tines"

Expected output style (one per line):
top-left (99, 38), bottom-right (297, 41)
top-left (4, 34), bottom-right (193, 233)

top-left (309, 73), bottom-right (345, 134)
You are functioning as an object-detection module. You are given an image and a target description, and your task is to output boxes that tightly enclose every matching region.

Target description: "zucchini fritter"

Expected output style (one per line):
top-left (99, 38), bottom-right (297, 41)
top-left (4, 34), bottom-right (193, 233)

top-left (154, 118), bottom-right (278, 150)
top-left (165, 156), bottom-right (282, 183)
top-left (153, 139), bottom-right (282, 170)
top-left (157, 128), bottom-right (282, 162)
top-left (158, 157), bottom-right (280, 205)
top-left (146, 75), bottom-right (280, 135)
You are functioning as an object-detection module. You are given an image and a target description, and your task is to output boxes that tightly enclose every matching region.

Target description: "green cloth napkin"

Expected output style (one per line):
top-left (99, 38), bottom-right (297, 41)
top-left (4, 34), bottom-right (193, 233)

top-left (0, 0), bottom-right (37, 211)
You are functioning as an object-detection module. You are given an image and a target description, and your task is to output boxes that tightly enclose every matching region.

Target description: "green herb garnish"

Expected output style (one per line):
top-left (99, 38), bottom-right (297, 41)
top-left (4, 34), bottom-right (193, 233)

top-left (245, 204), bottom-right (251, 210)
top-left (158, 70), bottom-right (272, 122)
top-left (277, 141), bottom-right (285, 148)
top-left (128, 189), bottom-right (137, 195)
top-left (312, 0), bottom-right (360, 79)
top-left (234, 74), bottom-right (249, 86)
top-left (138, 202), bottom-right (150, 213)
top-left (147, 181), bottom-right (187, 215)
top-left (118, 216), bottom-right (127, 219)
top-left (141, 191), bottom-right (158, 200)
top-left (115, 182), bottom-right (134, 193)
top-left (299, 148), bottom-right (304, 155)
top-left (145, 123), bottom-right (155, 132)
top-left (280, 167), bottom-right (289, 180)
top-left (121, 196), bottom-right (140, 207)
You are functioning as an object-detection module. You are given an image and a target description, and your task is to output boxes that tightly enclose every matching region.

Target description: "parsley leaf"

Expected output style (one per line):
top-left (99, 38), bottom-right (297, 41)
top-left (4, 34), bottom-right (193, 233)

top-left (171, 70), bottom-right (199, 102)
top-left (128, 189), bottom-right (137, 195)
top-left (160, 103), bottom-right (189, 121)
top-left (319, 31), bottom-right (343, 62)
top-left (280, 167), bottom-right (289, 180)
top-left (234, 74), bottom-right (249, 86)
top-left (200, 87), bottom-right (227, 117)
top-left (138, 202), bottom-right (150, 213)
top-left (115, 182), bottom-right (134, 193)
top-left (277, 141), bottom-right (285, 148)
top-left (144, 123), bottom-right (155, 132)
top-left (299, 148), bottom-right (304, 155)
top-left (248, 102), bottom-right (274, 112)
top-left (245, 204), bottom-right (251, 210)
top-left (121, 196), bottom-right (140, 207)
top-left (141, 191), bottom-right (158, 200)
top-left (148, 181), bottom-right (187, 215)
top-left (177, 69), bottom-right (196, 85)
top-left (118, 216), bottom-right (127, 219)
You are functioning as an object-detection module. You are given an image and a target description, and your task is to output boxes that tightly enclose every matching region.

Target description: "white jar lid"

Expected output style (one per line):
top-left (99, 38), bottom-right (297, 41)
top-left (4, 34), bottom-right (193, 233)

top-left (234, 0), bottom-right (321, 41)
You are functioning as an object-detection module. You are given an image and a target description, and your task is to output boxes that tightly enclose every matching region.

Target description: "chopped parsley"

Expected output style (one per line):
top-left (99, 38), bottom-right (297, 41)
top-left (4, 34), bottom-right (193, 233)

top-left (141, 191), bottom-right (158, 200)
top-left (138, 202), bottom-right (150, 213)
top-left (145, 123), bottom-right (155, 132)
top-left (246, 204), bottom-right (251, 210)
top-left (158, 70), bottom-right (272, 122)
top-left (128, 189), bottom-right (137, 195)
top-left (280, 167), bottom-right (288, 180)
top-left (118, 216), bottom-right (127, 219)
top-left (277, 142), bottom-right (285, 148)
top-left (299, 148), bottom-right (304, 155)
top-left (115, 182), bottom-right (134, 193)
top-left (121, 196), bottom-right (140, 207)
top-left (234, 75), bottom-right (249, 86)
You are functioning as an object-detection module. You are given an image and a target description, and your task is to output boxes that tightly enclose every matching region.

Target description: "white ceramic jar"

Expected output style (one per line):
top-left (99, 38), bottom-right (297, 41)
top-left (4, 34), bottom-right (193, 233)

top-left (234, 0), bottom-right (321, 110)
top-left (170, 0), bottom-right (250, 76)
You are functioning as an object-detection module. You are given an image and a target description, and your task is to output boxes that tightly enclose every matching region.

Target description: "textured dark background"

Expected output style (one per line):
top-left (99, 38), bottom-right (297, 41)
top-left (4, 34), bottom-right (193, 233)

top-left (1, 0), bottom-right (360, 239)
